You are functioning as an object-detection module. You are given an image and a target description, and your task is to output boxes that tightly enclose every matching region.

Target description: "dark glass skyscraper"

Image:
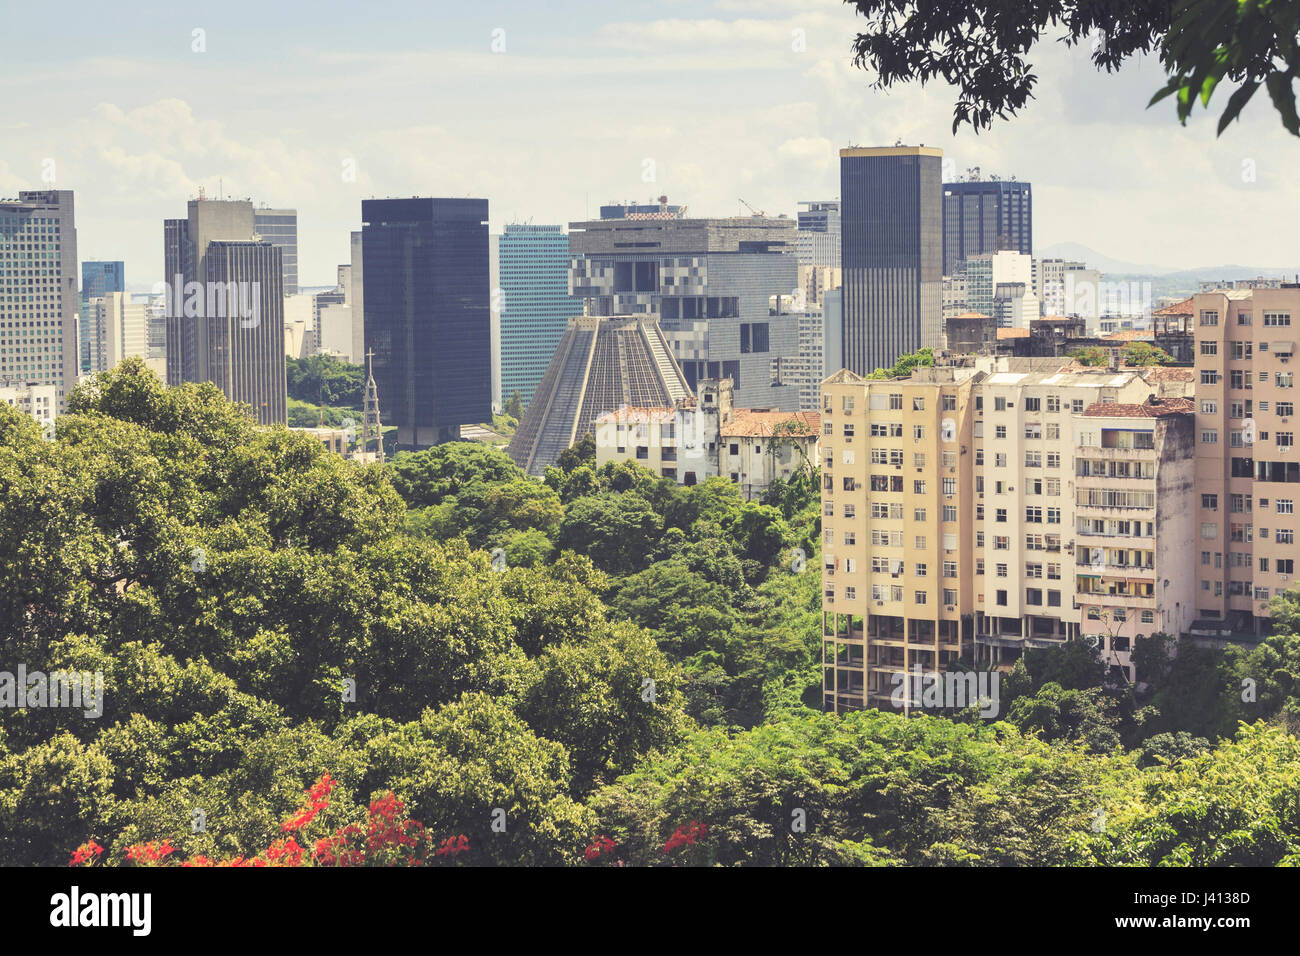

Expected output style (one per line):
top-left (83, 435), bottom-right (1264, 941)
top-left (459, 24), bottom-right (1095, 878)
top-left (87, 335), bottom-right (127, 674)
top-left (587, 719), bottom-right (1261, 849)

top-left (941, 179), bottom-right (1032, 275)
top-left (362, 197), bottom-right (491, 448)
top-left (839, 146), bottom-right (943, 376)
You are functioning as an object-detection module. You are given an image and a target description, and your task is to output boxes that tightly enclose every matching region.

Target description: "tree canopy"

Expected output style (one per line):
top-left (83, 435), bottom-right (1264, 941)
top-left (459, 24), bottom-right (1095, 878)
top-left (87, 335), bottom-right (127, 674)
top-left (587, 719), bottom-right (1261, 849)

top-left (846, 0), bottom-right (1300, 136)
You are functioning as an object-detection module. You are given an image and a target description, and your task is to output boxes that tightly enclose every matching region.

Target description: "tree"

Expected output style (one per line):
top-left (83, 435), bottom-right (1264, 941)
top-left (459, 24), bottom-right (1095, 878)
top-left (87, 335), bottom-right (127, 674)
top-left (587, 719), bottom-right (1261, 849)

top-left (847, 1), bottom-right (1300, 137)
top-left (1120, 341), bottom-right (1175, 366)
top-left (286, 354), bottom-right (364, 408)
top-left (504, 391), bottom-right (525, 421)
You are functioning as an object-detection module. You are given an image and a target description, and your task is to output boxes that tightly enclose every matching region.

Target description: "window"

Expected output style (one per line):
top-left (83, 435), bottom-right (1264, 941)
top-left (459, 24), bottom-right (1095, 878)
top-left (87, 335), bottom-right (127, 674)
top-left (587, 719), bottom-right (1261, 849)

top-left (1278, 499), bottom-right (1294, 515)
top-left (1025, 451), bottom-right (1042, 467)
top-left (1201, 400), bottom-right (1218, 415)
top-left (943, 588), bottom-right (958, 605)
top-left (1202, 494), bottom-right (1218, 510)
top-left (1202, 430), bottom-right (1219, 444)
top-left (942, 478), bottom-right (957, 496)
top-left (996, 590), bottom-right (1008, 606)
top-left (1264, 311), bottom-right (1292, 327)
top-left (914, 591), bottom-right (927, 605)
top-left (942, 395), bottom-right (957, 411)
top-left (995, 397), bottom-right (1008, 412)
top-left (1201, 522), bottom-right (1218, 538)
top-left (1200, 341), bottom-right (1218, 356)
top-left (1279, 559), bottom-right (1295, 575)
top-left (914, 507), bottom-right (927, 522)
top-left (1200, 310), bottom-right (1219, 326)
top-left (1024, 397), bottom-right (1040, 412)
top-left (1141, 610), bottom-right (1154, 624)
top-left (913, 425), bottom-right (926, 440)
top-left (994, 536), bottom-right (1010, 550)
top-left (1046, 396), bottom-right (1060, 413)
top-left (1026, 506), bottom-right (1042, 523)
top-left (1201, 370), bottom-right (1220, 385)
top-left (915, 563), bottom-right (927, 577)
top-left (1047, 453), bottom-right (1061, 469)
top-left (943, 561), bottom-right (957, 578)
top-left (913, 453), bottom-right (927, 467)
top-left (912, 396), bottom-right (925, 411)
top-left (1025, 588), bottom-right (1043, 606)
top-left (1277, 529), bottom-right (1295, 544)
top-left (996, 508), bottom-right (1008, 523)
top-left (914, 536), bottom-right (927, 549)
top-left (914, 480), bottom-right (927, 494)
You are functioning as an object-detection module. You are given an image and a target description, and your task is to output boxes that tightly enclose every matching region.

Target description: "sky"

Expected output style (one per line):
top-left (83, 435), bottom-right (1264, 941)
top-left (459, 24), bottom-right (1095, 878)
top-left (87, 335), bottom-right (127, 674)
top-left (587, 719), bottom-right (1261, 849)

top-left (2, 0), bottom-right (1298, 287)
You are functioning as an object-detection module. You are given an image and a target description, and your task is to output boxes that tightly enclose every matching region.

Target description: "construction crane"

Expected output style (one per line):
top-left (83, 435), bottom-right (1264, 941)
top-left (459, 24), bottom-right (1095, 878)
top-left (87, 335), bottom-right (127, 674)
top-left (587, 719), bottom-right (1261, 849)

top-left (738, 197), bottom-right (765, 218)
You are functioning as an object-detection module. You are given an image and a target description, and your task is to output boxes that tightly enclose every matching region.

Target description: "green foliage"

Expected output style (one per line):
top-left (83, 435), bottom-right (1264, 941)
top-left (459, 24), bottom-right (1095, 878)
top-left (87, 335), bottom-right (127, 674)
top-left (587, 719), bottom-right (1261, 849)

top-left (846, 0), bottom-right (1300, 137)
top-left (504, 391), bottom-right (525, 421)
top-left (866, 346), bottom-right (935, 380)
top-left (286, 354), bottom-right (364, 407)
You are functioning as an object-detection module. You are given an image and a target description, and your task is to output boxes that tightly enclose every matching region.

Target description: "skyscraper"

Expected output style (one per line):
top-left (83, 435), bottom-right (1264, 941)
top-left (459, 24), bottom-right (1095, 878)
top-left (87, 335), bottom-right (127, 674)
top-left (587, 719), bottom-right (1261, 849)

top-left (164, 199), bottom-right (287, 425)
top-left (361, 197), bottom-right (491, 448)
top-left (499, 223), bottom-right (580, 413)
top-left (253, 207), bottom-right (299, 296)
top-left (795, 200), bottom-right (841, 267)
top-left (0, 190), bottom-right (79, 411)
top-left (80, 261), bottom-right (125, 372)
top-left (942, 178), bottom-right (1032, 276)
top-left (840, 146), bottom-right (943, 376)
top-left (568, 212), bottom-right (801, 410)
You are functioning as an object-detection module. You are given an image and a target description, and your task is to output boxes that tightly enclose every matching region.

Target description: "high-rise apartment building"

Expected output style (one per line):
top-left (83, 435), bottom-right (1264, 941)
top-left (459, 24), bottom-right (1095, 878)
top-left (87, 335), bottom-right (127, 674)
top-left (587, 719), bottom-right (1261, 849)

top-left (1192, 287), bottom-right (1300, 633)
top-left (820, 356), bottom-right (1200, 711)
top-left (972, 364), bottom-right (1171, 677)
top-left (1075, 399), bottom-right (1198, 678)
top-left (0, 191), bottom-right (79, 412)
top-left (362, 197), bottom-right (491, 448)
top-left (568, 213), bottom-right (801, 411)
top-left (819, 364), bottom-right (980, 712)
top-left (499, 224), bottom-right (580, 412)
top-left (840, 146), bottom-right (943, 376)
top-left (254, 207), bottom-right (299, 296)
top-left (942, 178), bottom-right (1032, 276)
top-left (164, 199), bottom-right (287, 425)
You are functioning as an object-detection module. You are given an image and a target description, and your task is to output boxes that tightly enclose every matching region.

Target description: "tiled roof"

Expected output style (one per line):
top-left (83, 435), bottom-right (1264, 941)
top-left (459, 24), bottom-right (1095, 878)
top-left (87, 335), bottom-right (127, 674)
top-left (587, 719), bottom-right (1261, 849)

top-left (1153, 297), bottom-right (1193, 316)
top-left (593, 405), bottom-right (677, 424)
top-left (995, 327), bottom-right (1030, 339)
top-left (1103, 329), bottom-right (1152, 342)
top-left (720, 410), bottom-right (821, 438)
top-left (950, 311), bottom-right (992, 320)
top-left (1139, 367), bottom-right (1196, 383)
top-left (1082, 398), bottom-right (1195, 418)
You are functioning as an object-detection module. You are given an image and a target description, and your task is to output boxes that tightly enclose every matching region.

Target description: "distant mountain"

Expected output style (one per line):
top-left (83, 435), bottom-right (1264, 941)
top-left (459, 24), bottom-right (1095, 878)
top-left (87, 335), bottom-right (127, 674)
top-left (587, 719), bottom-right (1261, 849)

top-left (1036, 242), bottom-right (1173, 276)
top-left (1038, 242), bottom-right (1295, 283)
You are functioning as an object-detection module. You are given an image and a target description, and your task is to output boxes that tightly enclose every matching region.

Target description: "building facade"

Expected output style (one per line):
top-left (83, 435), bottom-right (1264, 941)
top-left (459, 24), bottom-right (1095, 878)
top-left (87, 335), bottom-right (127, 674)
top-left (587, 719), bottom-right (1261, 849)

top-left (499, 224), bottom-right (580, 413)
top-left (840, 146), bottom-right (944, 376)
top-left (1192, 287), bottom-right (1300, 634)
top-left (593, 377), bottom-right (820, 499)
top-left (942, 178), bottom-right (1033, 276)
top-left (164, 198), bottom-right (287, 425)
top-left (253, 207), bottom-right (299, 296)
top-left (568, 214), bottom-right (801, 411)
top-left (0, 190), bottom-right (79, 412)
top-left (362, 197), bottom-right (492, 448)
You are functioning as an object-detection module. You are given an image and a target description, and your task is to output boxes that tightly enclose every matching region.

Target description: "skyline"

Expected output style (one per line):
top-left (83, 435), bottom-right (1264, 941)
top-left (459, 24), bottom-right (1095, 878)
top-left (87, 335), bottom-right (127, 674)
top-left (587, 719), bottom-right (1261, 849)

top-left (3, 0), bottom-right (1298, 288)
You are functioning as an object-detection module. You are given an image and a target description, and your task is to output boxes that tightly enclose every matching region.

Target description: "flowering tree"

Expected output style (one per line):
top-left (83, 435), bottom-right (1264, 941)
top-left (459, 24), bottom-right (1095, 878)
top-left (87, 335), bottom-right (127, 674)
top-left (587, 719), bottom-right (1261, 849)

top-left (70, 775), bottom-right (471, 868)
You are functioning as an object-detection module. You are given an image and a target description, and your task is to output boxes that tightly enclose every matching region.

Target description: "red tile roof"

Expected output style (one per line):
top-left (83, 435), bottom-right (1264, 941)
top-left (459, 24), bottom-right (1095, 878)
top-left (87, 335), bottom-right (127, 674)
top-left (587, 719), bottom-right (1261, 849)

top-left (1103, 329), bottom-right (1152, 342)
top-left (996, 327), bottom-right (1030, 339)
top-left (1153, 297), bottom-right (1194, 316)
top-left (950, 311), bottom-right (992, 320)
top-left (1082, 398), bottom-right (1195, 418)
top-left (720, 410), bottom-right (821, 438)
